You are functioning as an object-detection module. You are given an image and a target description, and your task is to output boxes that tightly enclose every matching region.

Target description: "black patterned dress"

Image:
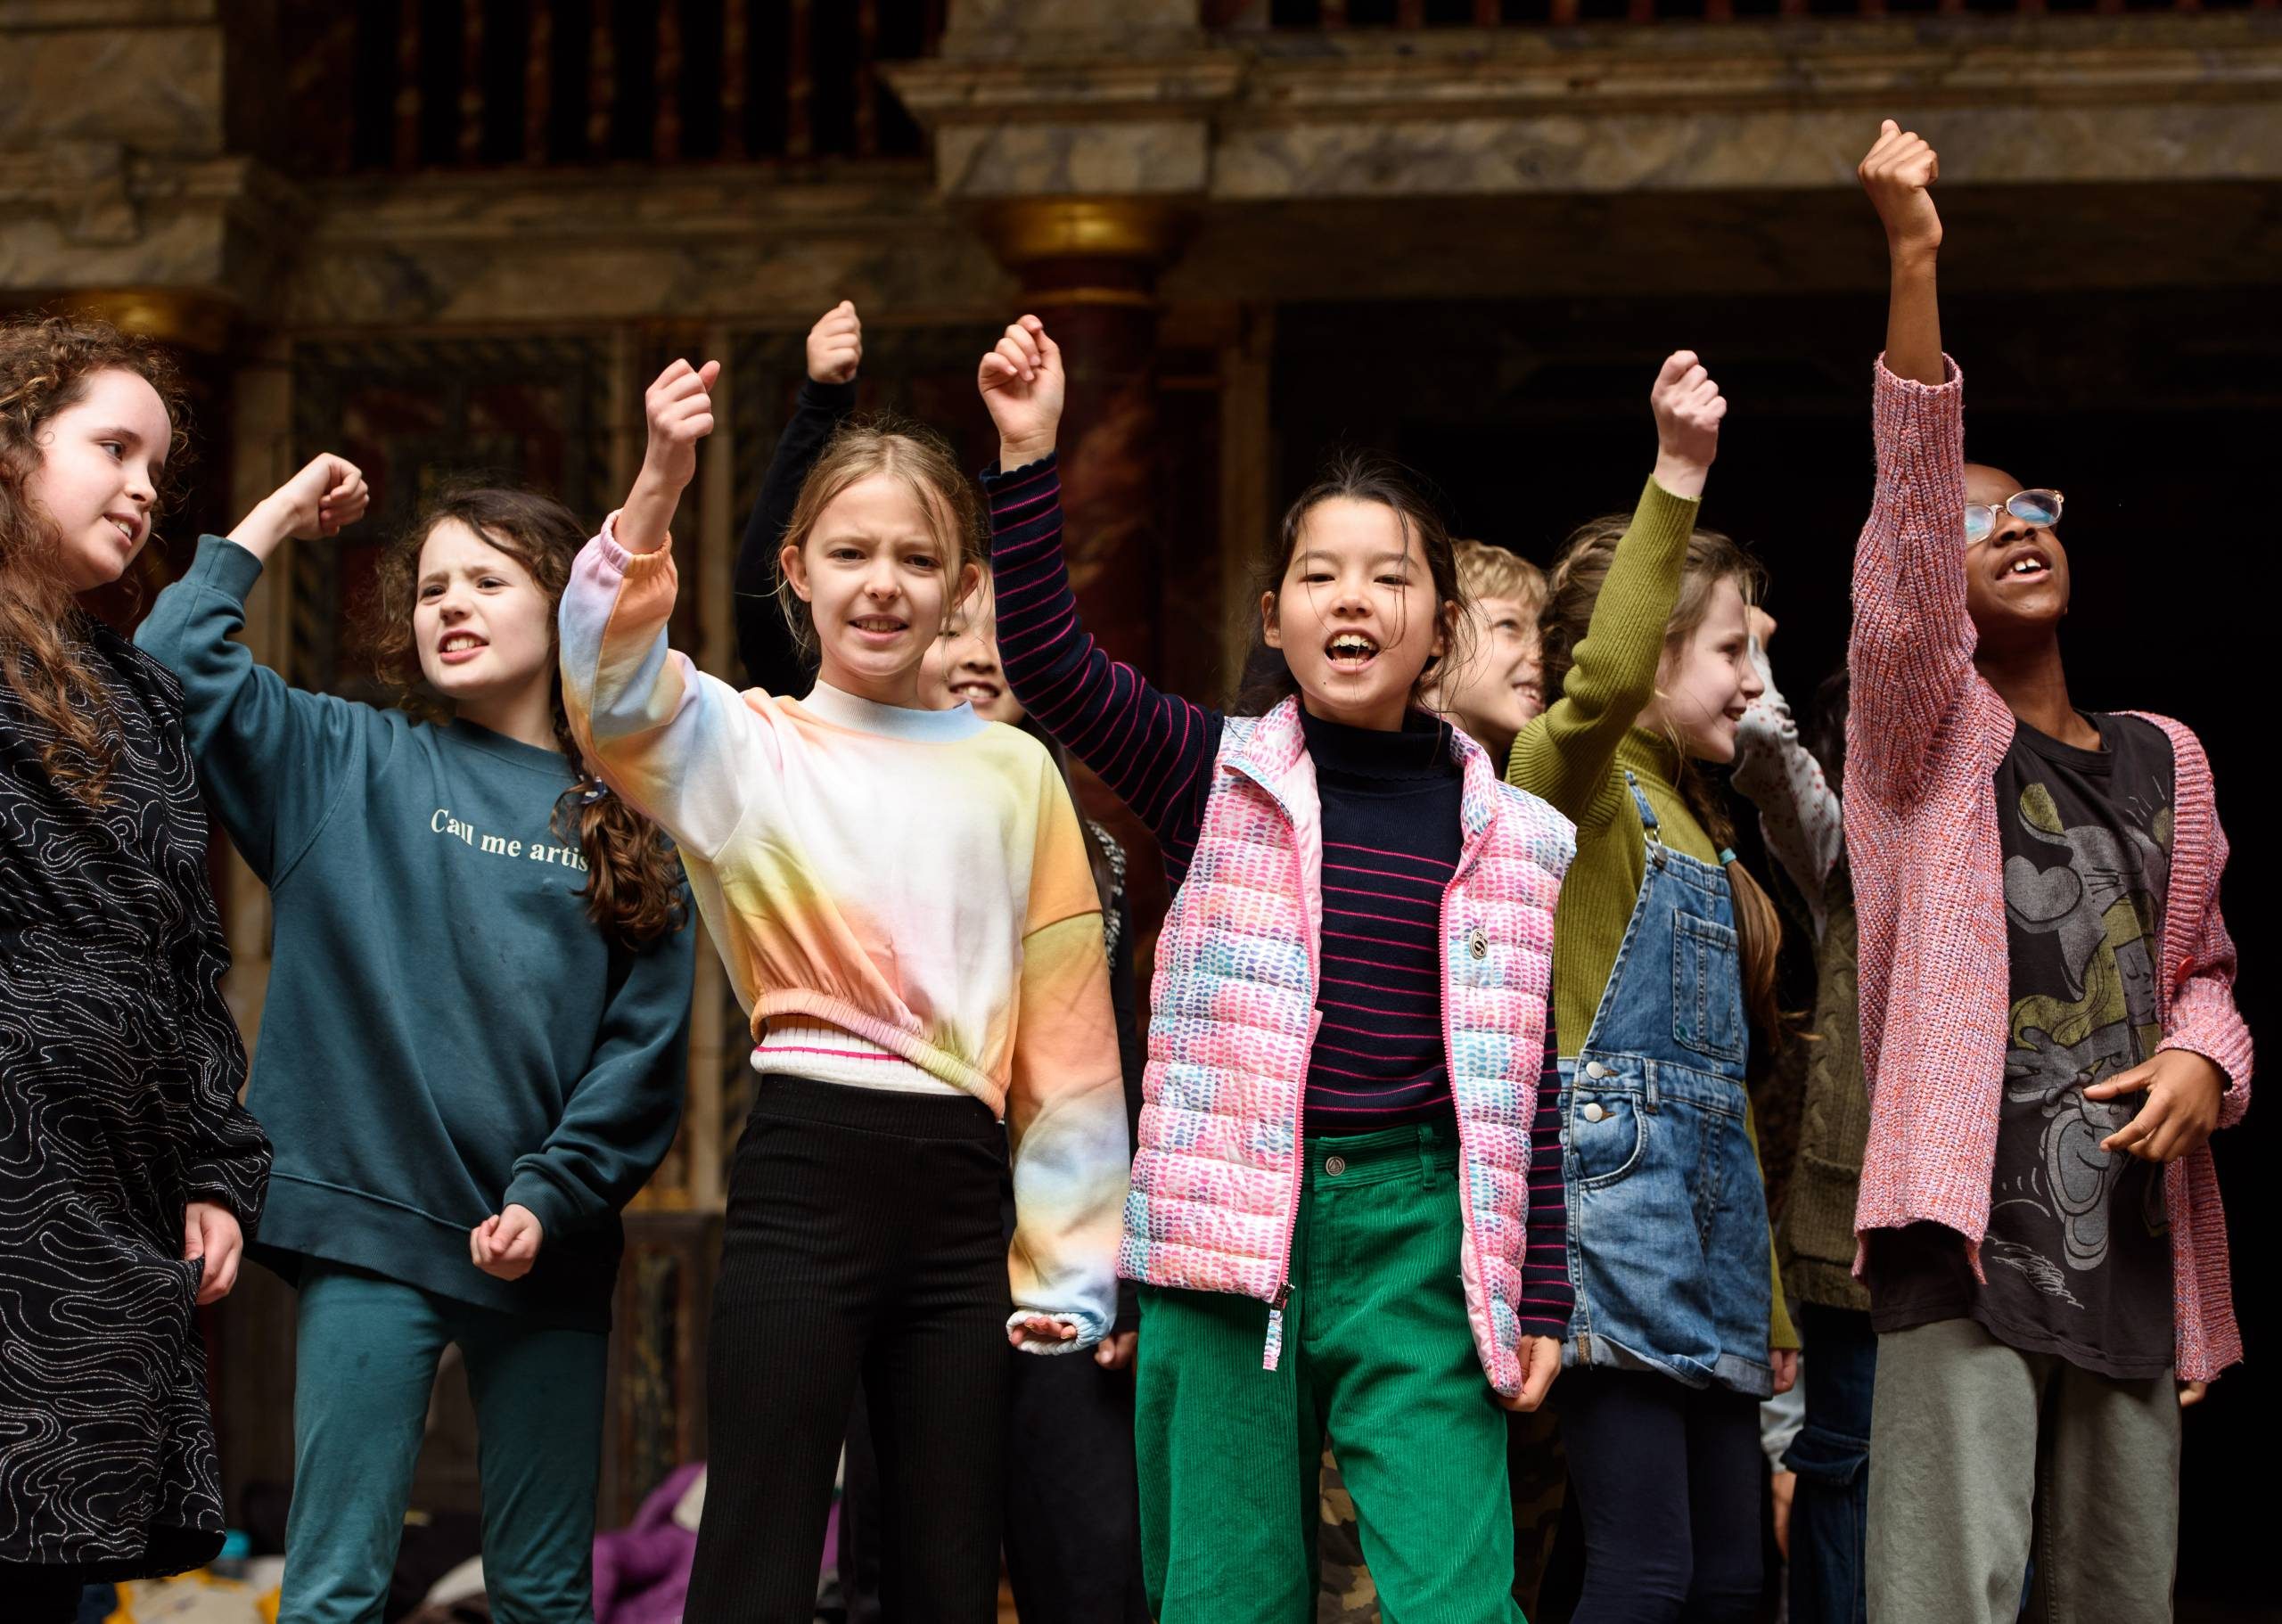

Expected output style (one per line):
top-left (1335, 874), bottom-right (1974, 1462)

top-left (0, 614), bottom-right (270, 1579)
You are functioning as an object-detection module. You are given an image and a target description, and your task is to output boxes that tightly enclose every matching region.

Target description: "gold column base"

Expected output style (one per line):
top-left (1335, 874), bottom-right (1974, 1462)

top-left (6, 288), bottom-right (236, 354)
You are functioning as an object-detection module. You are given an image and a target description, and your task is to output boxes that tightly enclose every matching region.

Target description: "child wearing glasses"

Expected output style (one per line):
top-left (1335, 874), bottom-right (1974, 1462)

top-left (1850, 120), bottom-right (2250, 1622)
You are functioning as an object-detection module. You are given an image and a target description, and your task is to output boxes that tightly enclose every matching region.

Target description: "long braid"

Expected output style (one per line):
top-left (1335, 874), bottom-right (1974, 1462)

top-left (547, 683), bottom-right (686, 950)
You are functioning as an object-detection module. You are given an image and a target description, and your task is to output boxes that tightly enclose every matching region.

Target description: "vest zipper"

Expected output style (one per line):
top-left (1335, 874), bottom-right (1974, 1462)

top-left (1439, 835), bottom-right (1500, 1390)
top-left (1262, 824), bottom-right (1317, 1373)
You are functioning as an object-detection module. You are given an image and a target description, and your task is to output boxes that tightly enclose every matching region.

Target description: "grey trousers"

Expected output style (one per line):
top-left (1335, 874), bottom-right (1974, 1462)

top-left (1865, 1317), bottom-right (2180, 1624)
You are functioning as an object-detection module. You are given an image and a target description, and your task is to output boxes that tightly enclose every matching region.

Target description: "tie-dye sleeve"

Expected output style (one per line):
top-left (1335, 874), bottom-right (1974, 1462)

top-left (1002, 769), bottom-right (1130, 1350)
top-left (558, 512), bottom-right (775, 863)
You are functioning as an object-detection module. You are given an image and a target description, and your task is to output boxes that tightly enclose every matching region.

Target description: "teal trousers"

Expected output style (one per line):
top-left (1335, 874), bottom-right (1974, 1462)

top-left (1137, 1121), bottom-right (1529, 1624)
top-left (278, 1262), bottom-right (608, 1624)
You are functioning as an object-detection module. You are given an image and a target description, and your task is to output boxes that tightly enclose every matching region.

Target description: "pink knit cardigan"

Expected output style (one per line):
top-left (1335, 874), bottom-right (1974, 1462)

top-left (1846, 357), bottom-right (2253, 1381)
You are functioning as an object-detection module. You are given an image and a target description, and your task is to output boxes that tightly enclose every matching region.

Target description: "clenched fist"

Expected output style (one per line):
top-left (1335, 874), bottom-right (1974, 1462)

top-left (1859, 119), bottom-right (1942, 258)
top-left (1649, 349), bottom-right (1726, 499)
top-left (808, 300), bottom-right (863, 386)
top-left (977, 315), bottom-right (1065, 471)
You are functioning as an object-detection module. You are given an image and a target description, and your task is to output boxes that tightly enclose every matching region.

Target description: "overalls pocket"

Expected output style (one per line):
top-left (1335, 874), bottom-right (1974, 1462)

top-left (1567, 1083), bottom-right (1648, 1188)
top-left (1670, 910), bottom-right (1746, 1064)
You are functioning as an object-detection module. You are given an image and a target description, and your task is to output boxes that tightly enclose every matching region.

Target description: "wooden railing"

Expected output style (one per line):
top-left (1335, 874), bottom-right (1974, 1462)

top-left (281, 0), bottom-right (945, 176)
top-left (1218, 0), bottom-right (2266, 23)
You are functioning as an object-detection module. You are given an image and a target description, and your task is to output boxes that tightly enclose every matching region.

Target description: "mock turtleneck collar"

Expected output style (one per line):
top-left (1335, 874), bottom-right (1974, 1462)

top-left (1298, 705), bottom-right (1458, 783)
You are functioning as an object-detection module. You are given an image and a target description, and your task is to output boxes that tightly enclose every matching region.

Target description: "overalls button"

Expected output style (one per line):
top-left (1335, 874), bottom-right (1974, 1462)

top-left (1580, 1103), bottom-right (1608, 1123)
top-left (1468, 929), bottom-right (1489, 960)
top-left (1325, 1155), bottom-right (1347, 1177)
top-left (1584, 1062), bottom-right (1611, 1079)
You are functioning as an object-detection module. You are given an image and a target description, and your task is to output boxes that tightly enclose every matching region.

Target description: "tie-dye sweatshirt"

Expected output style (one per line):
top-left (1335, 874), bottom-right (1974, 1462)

top-left (558, 514), bottom-right (1128, 1344)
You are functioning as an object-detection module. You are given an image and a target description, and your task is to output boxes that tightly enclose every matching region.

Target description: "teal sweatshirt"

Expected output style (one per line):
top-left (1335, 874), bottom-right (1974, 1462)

top-left (136, 536), bottom-right (694, 1328)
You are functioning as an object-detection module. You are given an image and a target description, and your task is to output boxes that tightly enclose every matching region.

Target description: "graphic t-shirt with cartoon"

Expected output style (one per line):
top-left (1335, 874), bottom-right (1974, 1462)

top-left (1866, 712), bottom-right (2177, 1379)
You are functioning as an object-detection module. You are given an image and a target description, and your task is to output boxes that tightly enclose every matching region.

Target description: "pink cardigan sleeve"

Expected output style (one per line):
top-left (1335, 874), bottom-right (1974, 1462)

top-left (1847, 356), bottom-right (1973, 808)
top-left (2140, 718), bottom-right (2254, 1122)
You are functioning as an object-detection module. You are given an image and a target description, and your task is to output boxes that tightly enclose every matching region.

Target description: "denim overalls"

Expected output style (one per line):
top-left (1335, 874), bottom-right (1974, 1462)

top-left (1557, 773), bottom-right (1775, 1397)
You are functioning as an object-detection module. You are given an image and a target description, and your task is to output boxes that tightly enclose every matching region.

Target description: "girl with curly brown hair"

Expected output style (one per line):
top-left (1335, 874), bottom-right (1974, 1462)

top-left (134, 478), bottom-right (696, 1624)
top-left (0, 315), bottom-right (269, 1619)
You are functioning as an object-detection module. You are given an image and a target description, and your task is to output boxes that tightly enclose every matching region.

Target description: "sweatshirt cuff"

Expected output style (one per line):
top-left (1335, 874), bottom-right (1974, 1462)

top-left (800, 376), bottom-right (858, 414)
top-left (1634, 474), bottom-right (1703, 545)
top-left (501, 1168), bottom-right (581, 1243)
top-left (193, 533), bottom-right (268, 602)
top-left (981, 450), bottom-right (1060, 490)
top-left (1007, 1307), bottom-right (1106, 1354)
top-left (595, 509), bottom-right (677, 577)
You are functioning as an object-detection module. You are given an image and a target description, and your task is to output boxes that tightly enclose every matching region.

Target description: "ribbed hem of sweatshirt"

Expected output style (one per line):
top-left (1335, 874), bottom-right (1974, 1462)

top-left (754, 1017), bottom-right (963, 1095)
top-left (751, 991), bottom-right (1003, 1110)
top-left (250, 1173), bottom-right (617, 1332)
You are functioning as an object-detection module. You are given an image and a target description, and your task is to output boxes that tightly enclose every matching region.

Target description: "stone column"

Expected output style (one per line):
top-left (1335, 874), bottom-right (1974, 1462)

top-left (974, 199), bottom-right (1183, 671)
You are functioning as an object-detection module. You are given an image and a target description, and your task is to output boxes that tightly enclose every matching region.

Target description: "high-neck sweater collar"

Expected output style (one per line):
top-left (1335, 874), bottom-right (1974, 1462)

top-left (799, 680), bottom-right (986, 742)
top-left (1298, 705), bottom-right (1459, 785)
top-left (1616, 725), bottom-right (1686, 790)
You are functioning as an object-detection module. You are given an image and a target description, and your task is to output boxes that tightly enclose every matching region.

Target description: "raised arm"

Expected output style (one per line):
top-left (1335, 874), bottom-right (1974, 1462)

top-left (561, 358), bottom-right (773, 862)
top-left (1730, 617), bottom-right (1843, 937)
top-left (978, 315), bottom-right (1220, 854)
top-left (1847, 122), bottom-right (1974, 808)
top-left (135, 455), bottom-right (376, 883)
top-left (734, 302), bottom-right (862, 692)
top-left (1506, 352), bottom-right (1714, 824)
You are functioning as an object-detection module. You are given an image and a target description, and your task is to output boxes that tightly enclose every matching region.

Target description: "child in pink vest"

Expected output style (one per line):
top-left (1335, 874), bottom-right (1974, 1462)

top-left (976, 313), bottom-right (1589, 1621)
top-left (1851, 120), bottom-right (2251, 1622)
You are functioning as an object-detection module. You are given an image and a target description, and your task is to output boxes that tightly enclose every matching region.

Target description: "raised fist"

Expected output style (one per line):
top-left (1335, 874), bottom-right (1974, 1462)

top-left (977, 315), bottom-right (1065, 466)
top-left (808, 300), bottom-right (862, 386)
top-left (267, 454), bottom-right (368, 542)
top-left (1859, 119), bottom-right (1942, 256)
top-left (1650, 349), bottom-right (1726, 479)
top-left (642, 357), bottom-right (720, 491)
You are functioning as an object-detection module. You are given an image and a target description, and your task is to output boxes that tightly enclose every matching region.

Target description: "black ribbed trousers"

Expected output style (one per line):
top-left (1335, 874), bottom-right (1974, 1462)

top-left (684, 1075), bottom-right (1012, 1624)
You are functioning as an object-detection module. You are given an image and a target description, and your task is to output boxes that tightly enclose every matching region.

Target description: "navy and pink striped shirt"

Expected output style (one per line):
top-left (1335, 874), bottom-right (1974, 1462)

top-left (988, 454), bottom-right (1572, 1340)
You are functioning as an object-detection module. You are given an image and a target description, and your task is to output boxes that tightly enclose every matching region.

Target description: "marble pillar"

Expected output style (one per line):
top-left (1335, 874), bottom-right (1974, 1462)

top-left (974, 197), bottom-right (1191, 950)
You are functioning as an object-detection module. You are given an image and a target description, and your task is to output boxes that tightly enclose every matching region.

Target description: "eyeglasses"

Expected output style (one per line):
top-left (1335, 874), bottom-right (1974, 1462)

top-left (1964, 489), bottom-right (2064, 545)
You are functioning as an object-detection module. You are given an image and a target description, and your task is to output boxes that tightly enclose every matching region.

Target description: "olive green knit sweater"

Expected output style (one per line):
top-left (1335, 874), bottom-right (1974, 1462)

top-left (1507, 475), bottom-right (1798, 1351)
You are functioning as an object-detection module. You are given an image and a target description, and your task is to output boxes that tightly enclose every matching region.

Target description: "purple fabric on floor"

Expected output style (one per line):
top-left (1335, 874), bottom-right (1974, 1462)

top-left (593, 1463), bottom-right (704, 1624)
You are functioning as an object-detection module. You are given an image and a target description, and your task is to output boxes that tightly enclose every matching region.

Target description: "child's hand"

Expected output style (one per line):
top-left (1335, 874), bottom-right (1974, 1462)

top-left (640, 358), bottom-right (721, 493)
top-left (1770, 1348), bottom-right (1799, 1395)
top-left (1859, 119), bottom-right (1942, 258)
top-left (272, 454), bottom-right (369, 540)
top-left (2088, 1049), bottom-right (2227, 1163)
top-left (2179, 1380), bottom-right (2208, 1409)
top-left (1649, 349), bottom-right (1725, 499)
top-left (470, 1203), bottom-right (545, 1281)
top-left (1746, 605), bottom-right (1777, 651)
top-left (183, 1201), bottom-right (243, 1306)
top-left (807, 300), bottom-right (863, 385)
top-left (1094, 1330), bottom-right (1137, 1372)
top-left (619, 358), bottom-right (720, 554)
top-left (1497, 1334), bottom-right (1563, 1413)
top-left (977, 314), bottom-right (1064, 470)
top-left (229, 454), bottom-right (369, 561)
top-left (1007, 1311), bottom-right (1080, 1351)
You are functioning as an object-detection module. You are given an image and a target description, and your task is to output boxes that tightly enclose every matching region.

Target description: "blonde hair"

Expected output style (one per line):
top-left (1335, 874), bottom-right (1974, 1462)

top-left (1452, 539), bottom-right (1547, 618)
top-left (774, 415), bottom-right (981, 660)
top-left (1544, 513), bottom-right (1785, 1056)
